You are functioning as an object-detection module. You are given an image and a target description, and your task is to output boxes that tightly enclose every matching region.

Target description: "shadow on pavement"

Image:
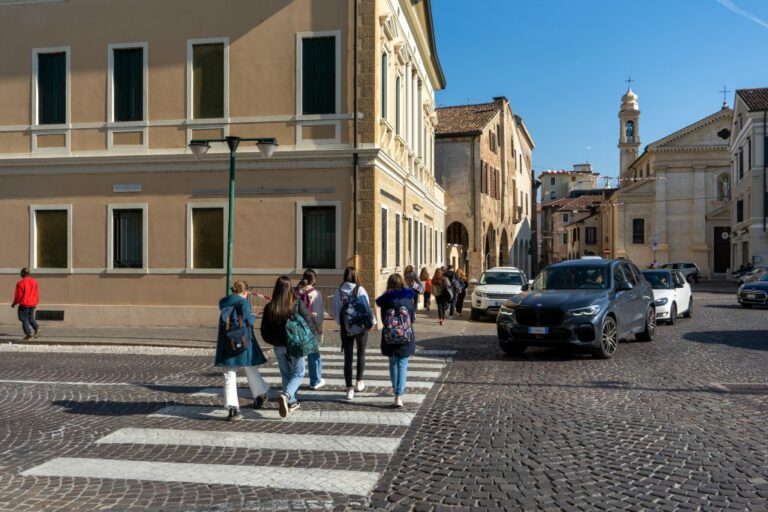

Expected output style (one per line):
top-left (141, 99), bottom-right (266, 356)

top-left (52, 399), bottom-right (174, 416)
top-left (683, 330), bottom-right (768, 351)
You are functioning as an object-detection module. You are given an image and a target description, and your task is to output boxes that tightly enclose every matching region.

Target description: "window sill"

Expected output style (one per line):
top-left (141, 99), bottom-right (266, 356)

top-left (184, 268), bottom-right (225, 275)
top-left (30, 268), bottom-right (72, 275)
top-left (105, 268), bottom-right (148, 275)
top-left (380, 269), bottom-right (391, 275)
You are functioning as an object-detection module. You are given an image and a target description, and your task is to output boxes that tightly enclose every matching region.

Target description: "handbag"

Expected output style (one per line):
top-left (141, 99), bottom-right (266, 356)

top-left (222, 306), bottom-right (249, 357)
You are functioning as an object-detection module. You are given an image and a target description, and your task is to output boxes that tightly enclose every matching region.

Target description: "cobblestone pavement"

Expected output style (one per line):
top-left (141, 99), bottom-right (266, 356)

top-left (0, 294), bottom-right (767, 511)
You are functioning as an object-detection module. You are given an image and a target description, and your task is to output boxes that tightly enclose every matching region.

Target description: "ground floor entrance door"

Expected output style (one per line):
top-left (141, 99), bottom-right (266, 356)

top-left (713, 227), bottom-right (730, 273)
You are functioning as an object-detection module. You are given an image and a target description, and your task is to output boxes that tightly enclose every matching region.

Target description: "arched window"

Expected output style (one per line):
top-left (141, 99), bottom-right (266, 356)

top-left (717, 173), bottom-right (730, 201)
top-left (625, 120), bottom-right (635, 142)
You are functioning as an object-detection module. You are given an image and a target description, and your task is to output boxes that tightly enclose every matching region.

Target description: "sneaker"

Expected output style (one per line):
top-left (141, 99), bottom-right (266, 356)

top-left (228, 407), bottom-right (242, 422)
top-left (288, 402), bottom-right (300, 413)
top-left (355, 380), bottom-right (365, 392)
top-left (394, 396), bottom-right (404, 408)
top-left (311, 379), bottom-right (326, 390)
top-left (439, 319), bottom-right (444, 326)
top-left (33, 327), bottom-right (39, 339)
top-left (449, 314), bottom-right (454, 319)
top-left (253, 394), bottom-right (267, 410)
top-left (346, 388), bottom-right (355, 400)
top-left (22, 336), bottom-right (32, 341)
top-left (278, 392), bottom-right (289, 418)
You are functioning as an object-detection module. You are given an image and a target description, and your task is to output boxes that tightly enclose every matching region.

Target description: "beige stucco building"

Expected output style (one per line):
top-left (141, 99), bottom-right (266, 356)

top-left (0, 0), bottom-right (447, 326)
top-left (602, 88), bottom-right (733, 275)
top-left (539, 165), bottom-right (600, 203)
top-left (435, 98), bottom-right (535, 279)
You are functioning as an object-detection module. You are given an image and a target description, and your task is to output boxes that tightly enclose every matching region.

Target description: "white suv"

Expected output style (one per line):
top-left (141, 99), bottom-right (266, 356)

top-left (470, 267), bottom-right (528, 321)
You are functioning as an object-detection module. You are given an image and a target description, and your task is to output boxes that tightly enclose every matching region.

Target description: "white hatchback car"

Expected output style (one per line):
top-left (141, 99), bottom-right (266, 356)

top-left (641, 269), bottom-right (692, 324)
top-left (469, 267), bottom-right (528, 321)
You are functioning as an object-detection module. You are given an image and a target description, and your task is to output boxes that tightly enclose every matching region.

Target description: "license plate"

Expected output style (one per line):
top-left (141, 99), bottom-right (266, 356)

top-left (528, 327), bottom-right (549, 335)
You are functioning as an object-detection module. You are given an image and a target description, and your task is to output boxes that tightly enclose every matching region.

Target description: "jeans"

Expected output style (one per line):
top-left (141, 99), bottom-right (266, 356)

top-left (388, 355), bottom-right (409, 397)
top-left (273, 345), bottom-right (305, 404)
top-left (436, 299), bottom-right (448, 320)
top-left (456, 291), bottom-right (467, 314)
top-left (423, 292), bottom-right (431, 310)
top-left (307, 351), bottom-right (323, 386)
top-left (223, 366), bottom-right (269, 408)
top-left (18, 307), bottom-right (38, 337)
top-left (341, 330), bottom-right (368, 388)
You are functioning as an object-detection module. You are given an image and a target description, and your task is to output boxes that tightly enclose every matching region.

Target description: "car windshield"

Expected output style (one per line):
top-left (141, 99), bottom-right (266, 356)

top-left (532, 265), bottom-right (608, 290)
top-left (642, 271), bottom-right (673, 289)
top-left (480, 272), bottom-right (524, 285)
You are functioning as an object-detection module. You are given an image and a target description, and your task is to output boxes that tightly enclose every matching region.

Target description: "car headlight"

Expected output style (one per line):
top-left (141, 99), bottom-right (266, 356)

top-left (498, 305), bottom-right (515, 319)
top-left (567, 305), bottom-right (601, 317)
top-left (654, 298), bottom-right (668, 306)
top-left (475, 290), bottom-right (487, 298)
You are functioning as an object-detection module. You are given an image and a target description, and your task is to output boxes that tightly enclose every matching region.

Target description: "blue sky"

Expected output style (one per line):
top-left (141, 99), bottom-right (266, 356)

top-left (432, 0), bottom-right (768, 188)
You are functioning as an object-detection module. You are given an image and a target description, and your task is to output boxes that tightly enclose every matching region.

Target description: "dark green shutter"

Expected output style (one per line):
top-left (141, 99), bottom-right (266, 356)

top-left (114, 48), bottom-right (143, 122)
top-left (302, 37), bottom-right (335, 115)
top-left (38, 53), bottom-right (65, 125)
top-left (193, 44), bottom-right (224, 119)
top-left (302, 206), bottom-right (335, 269)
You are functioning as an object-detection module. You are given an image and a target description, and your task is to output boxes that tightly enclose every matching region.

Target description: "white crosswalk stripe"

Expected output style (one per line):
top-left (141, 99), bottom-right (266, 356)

top-left (23, 347), bottom-right (451, 500)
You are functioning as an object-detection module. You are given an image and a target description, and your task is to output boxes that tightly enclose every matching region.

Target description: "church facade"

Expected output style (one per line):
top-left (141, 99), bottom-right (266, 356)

top-left (603, 88), bottom-right (732, 276)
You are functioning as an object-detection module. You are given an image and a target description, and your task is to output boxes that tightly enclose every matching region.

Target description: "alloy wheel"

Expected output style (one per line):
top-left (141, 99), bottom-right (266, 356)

top-left (601, 318), bottom-right (618, 355)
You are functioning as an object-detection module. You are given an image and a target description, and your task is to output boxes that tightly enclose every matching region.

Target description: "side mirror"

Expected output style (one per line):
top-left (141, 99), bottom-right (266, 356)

top-left (617, 281), bottom-right (633, 291)
top-left (469, 279), bottom-right (479, 285)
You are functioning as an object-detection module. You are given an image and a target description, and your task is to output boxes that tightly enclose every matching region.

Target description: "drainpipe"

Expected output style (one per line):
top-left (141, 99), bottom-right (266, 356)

top-left (353, 0), bottom-right (359, 266)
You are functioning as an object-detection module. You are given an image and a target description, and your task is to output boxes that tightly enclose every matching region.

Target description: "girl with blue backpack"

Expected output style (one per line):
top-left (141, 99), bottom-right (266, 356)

top-left (375, 273), bottom-right (417, 408)
top-left (216, 281), bottom-right (270, 422)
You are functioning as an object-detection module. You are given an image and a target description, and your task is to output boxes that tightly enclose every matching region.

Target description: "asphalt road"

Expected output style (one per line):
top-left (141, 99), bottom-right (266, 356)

top-left (0, 293), bottom-right (766, 511)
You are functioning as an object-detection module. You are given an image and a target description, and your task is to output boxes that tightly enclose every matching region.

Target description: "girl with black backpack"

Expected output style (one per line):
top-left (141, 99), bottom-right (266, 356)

top-left (431, 268), bottom-right (452, 326)
top-left (261, 276), bottom-right (316, 418)
top-left (376, 273), bottom-right (417, 408)
top-left (215, 281), bottom-right (269, 422)
top-left (332, 266), bottom-right (376, 400)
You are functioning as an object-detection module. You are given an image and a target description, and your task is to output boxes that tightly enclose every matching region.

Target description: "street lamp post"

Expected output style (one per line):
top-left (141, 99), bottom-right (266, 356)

top-left (189, 136), bottom-right (278, 294)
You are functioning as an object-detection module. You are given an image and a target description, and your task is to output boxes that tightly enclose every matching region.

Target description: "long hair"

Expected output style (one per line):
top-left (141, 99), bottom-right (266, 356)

top-left (387, 273), bottom-right (405, 291)
top-left (266, 276), bottom-right (295, 322)
top-left (404, 265), bottom-right (414, 276)
top-left (418, 267), bottom-right (430, 281)
top-left (457, 269), bottom-right (466, 280)
top-left (343, 266), bottom-right (359, 284)
top-left (432, 268), bottom-right (445, 285)
top-left (298, 268), bottom-right (317, 288)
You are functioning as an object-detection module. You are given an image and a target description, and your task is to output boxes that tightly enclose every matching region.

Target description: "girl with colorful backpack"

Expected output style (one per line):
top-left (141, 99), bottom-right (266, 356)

top-left (215, 281), bottom-right (270, 422)
top-left (375, 273), bottom-right (417, 408)
top-left (332, 266), bottom-right (376, 400)
top-left (261, 276), bottom-right (317, 418)
top-left (294, 269), bottom-right (325, 390)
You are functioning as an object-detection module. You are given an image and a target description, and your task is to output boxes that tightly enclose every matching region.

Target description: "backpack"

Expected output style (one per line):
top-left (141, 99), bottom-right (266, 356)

top-left (341, 285), bottom-right (374, 336)
top-left (382, 306), bottom-right (413, 345)
top-left (221, 304), bottom-right (249, 357)
top-left (285, 303), bottom-right (318, 358)
top-left (295, 286), bottom-right (314, 311)
top-left (453, 278), bottom-right (465, 294)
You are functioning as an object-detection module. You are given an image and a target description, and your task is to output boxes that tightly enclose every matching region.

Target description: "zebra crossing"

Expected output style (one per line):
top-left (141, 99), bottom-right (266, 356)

top-left (22, 347), bottom-right (456, 501)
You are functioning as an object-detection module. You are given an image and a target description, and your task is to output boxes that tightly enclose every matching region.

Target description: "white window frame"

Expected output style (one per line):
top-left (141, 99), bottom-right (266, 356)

top-left (381, 51), bottom-right (389, 121)
top-left (107, 203), bottom-right (149, 273)
top-left (296, 200), bottom-right (342, 273)
top-left (186, 202), bottom-right (228, 273)
top-left (381, 205), bottom-right (390, 272)
top-left (186, 37), bottom-right (229, 123)
top-left (31, 46), bottom-right (71, 153)
top-left (29, 204), bottom-right (72, 273)
top-left (107, 42), bottom-right (149, 150)
top-left (295, 30), bottom-right (342, 117)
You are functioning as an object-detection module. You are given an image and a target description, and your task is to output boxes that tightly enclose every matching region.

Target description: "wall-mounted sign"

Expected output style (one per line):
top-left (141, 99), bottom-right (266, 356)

top-left (113, 184), bottom-right (142, 193)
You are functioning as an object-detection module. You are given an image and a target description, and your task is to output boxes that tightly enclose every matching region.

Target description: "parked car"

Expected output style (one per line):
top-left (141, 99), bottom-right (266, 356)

top-left (641, 269), bottom-right (692, 324)
top-left (496, 259), bottom-right (656, 359)
top-left (660, 262), bottom-right (701, 283)
top-left (737, 275), bottom-right (768, 307)
top-left (470, 267), bottom-right (528, 321)
top-left (738, 266), bottom-right (768, 286)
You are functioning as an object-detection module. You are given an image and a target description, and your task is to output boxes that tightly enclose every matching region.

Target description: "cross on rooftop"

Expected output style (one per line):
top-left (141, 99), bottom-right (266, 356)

top-left (719, 85), bottom-right (732, 107)
top-left (625, 76), bottom-right (634, 88)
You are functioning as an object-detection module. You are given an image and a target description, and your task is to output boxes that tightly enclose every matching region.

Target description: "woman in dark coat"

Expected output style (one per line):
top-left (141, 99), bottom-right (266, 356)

top-left (376, 273), bottom-right (417, 408)
top-left (216, 281), bottom-right (269, 421)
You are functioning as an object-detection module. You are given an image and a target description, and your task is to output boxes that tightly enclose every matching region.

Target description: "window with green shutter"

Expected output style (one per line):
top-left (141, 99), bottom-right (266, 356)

top-left (302, 206), bottom-right (336, 269)
top-left (193, 43), bottom-right (224, 119)
top-left (114, 48), bottom-right (143, 122)
top-left (302, 37), bottom-right (335, 115)
top-left (38, 52), bottom-right (66, 125)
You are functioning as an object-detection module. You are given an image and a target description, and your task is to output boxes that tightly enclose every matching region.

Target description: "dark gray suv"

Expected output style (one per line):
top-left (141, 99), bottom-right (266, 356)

top-left (497, 259), bottom-right (656, 358)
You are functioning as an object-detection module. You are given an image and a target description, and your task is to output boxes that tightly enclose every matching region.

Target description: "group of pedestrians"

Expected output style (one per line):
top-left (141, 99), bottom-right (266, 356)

top-left (214, 266), bottom-right (418, 420)
top-left (400, 264), bottom-right (469, 326)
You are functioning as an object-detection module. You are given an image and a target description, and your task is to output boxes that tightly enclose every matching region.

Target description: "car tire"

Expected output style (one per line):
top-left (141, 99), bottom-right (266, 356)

top-left (682, 298), bottom-right (692, 318)
top-left (686, 274), bottom-right (695, 283)
top-left (636, 308), bottom-right (656, 342)
top-left (470, 308), bottom-right (481, 321)
top-left (742, 303), bottom-right (752, 309)
top-left (593, 316), bottom-right (619, 359)
top-left (500, 342), bottom-right (527, 356)
top-left (668, 304), bottom-right (676, 325)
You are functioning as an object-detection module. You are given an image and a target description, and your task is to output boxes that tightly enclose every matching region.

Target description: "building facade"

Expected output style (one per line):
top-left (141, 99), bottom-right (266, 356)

top-left (435, 97), bottom-right (535, 279)
top-left (539, 165), bottom-right (600, 203)
top-left (0, 0), bottom-right (446, 326)
top-left (729, 88), bottom-right (768, 268)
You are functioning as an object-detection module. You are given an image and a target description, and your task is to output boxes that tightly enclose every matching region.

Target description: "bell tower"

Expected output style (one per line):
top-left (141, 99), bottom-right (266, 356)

top-left (618, 80), bottom-right (640, 178)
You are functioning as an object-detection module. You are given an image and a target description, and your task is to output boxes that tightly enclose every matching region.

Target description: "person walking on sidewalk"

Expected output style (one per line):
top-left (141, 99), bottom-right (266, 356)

top-left (420, 267), bottom-right (432, 311)
top-left (295, 268), bottom-right (325, 390)
top-left (445, 265), bottom-right (459, 318)
top-left (11, 268), bottom-right (39, 341)
top-left (431, 268), bottom-right (452, 326)
top-left (454, 269), bottom-right (469, 317)
top-left (261, 276), bottom-right (316, 418)
top-left (216, 281), bottom-right (270, 422)
top-left (376, 273), bottom-right (417, 408)
top-left (332, 266), bottom-right (376, 400)
top-left (403, 265), bottom-right (424, 309)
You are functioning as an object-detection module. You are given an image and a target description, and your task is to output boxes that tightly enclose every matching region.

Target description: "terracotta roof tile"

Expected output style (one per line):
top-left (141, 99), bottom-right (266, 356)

top-left (737, 88), bottom-right (768, 112)
top-left (435, 102), bottom-right (498, 136)
top-left (556, 194), bottom-right (603, 212)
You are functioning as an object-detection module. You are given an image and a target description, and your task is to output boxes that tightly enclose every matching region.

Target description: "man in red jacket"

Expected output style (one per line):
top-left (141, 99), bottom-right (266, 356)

top-left (11, 268), bottom-right (39, 341)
